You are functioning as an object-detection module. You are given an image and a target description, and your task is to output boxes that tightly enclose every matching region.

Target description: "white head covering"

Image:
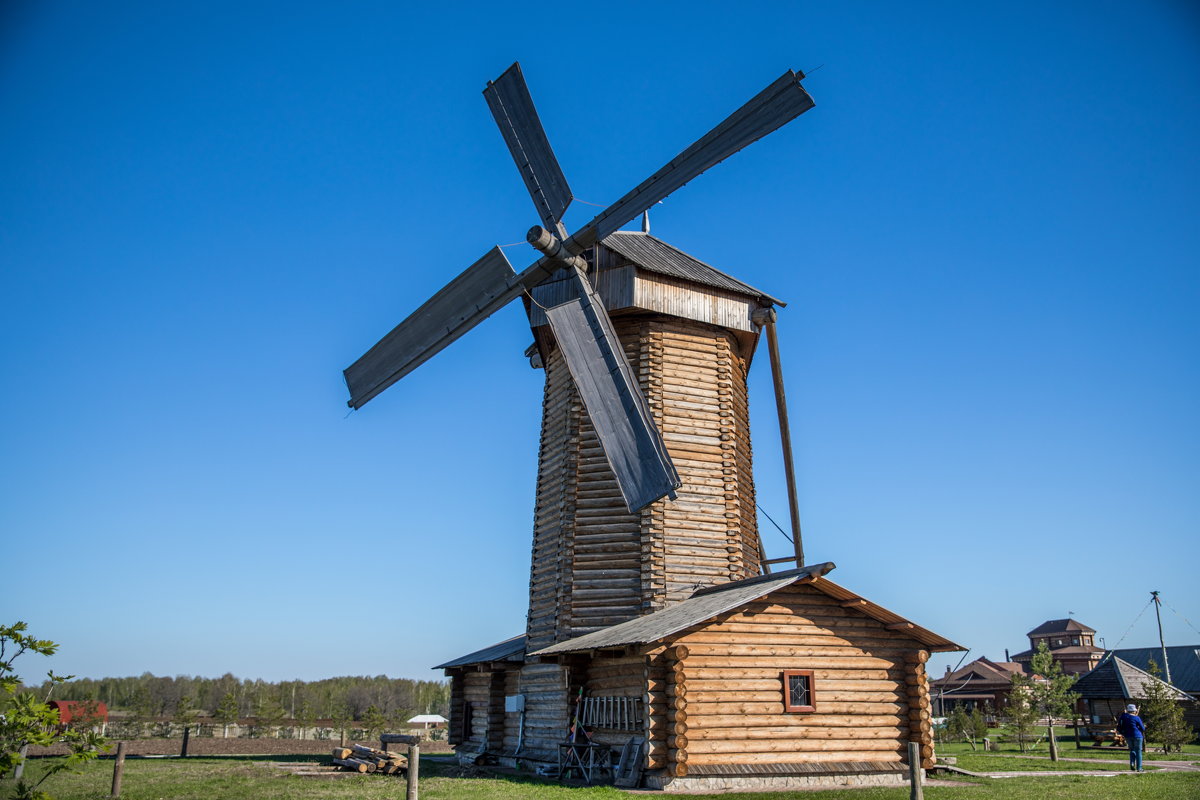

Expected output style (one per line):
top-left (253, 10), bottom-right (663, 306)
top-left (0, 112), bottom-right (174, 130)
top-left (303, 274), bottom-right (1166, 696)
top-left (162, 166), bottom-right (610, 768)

top-left (1126, 703), bottom-right (1138, 713)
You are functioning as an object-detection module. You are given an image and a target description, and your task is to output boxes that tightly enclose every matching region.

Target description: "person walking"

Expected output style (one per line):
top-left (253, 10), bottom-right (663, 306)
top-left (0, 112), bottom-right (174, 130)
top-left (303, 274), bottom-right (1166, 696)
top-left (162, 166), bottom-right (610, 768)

top-left (1117, 703), bottom-right (1146, 771)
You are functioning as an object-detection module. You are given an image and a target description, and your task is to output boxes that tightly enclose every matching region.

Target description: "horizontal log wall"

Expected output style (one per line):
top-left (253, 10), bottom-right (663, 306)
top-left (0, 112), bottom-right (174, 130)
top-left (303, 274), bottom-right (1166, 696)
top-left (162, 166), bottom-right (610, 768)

top-left (502, 669), bottom-right (521, 755)
top-left (526, 344), bottom-right (579, 652)
top-left (462, 671), bottom-right (491, 752)
top-left (663, 582), bottom-right (925, 768)
top-left (528, 312), bottom-right (762, 648)
top-left (583, 653), bottom-right (646, 748)
top-left (652, 318), bottom-right (760, 605)
top-left (516, 661), bottom-right (570, 760)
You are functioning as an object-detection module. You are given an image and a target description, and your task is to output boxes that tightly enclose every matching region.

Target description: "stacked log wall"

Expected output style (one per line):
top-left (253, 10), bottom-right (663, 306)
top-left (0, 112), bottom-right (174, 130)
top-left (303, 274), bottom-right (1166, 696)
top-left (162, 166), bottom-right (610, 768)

top-left (516, 662), bottom-right (570, 760)
top-left (462, 671), bottom-right (491, 753)
top-left (526, 345), bottom-right (581, 652)
top-left (501, 669), bottom-right (522, 755)
top-left (447, 673), bottom-right (465, 746)
top-left (651, 318), bottom-right (760, 605)
top-left (664, 583), bottom-right (923, 767)
top-left (583, 653), bottom-right (646, 749)
top-left (528, 316), bottom-right (761, 644)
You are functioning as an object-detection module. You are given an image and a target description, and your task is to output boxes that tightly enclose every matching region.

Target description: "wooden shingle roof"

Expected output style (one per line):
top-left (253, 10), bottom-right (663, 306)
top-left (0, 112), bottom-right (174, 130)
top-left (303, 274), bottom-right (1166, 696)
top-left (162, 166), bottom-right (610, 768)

top-left (1072, 656), bottom-right (1193, 702)
top-left (531, 562), bottom-right (964, 656)
top-left (1026, 618), bottom-right (1096, 636)
top-left (600, 232), bottom-right (784, 306)
top-left (1111, 645), bottom-right (1200, 693)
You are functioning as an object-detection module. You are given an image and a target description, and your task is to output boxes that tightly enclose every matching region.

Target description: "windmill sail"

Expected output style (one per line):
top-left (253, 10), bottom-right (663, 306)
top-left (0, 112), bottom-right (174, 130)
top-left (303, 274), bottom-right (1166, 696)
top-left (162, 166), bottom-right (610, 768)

top-left (485, 62), bottom-right (573, 233)
top-left (344, 247), bottom-right (517, 409)
top-left (570, 70), bottom-right (815, 250)
top-left (544, 270), bottom-right (681, 512)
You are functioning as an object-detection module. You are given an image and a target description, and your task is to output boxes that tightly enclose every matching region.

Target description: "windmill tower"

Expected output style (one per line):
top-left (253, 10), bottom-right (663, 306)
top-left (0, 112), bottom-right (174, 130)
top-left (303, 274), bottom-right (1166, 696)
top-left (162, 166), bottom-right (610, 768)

top-left (346, 63), bottom-right (962, 790)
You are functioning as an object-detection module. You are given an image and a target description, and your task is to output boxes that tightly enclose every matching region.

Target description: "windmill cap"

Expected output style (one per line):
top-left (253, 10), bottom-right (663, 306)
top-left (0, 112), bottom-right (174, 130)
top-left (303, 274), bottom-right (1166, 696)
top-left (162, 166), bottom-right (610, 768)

top-left (1126, 704), bottom-right (1138, 712)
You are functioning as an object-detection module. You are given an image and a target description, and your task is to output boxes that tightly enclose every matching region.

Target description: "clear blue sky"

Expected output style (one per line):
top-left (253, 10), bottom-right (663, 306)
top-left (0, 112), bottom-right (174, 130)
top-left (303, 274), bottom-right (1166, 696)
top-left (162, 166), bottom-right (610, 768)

top-left (2, 1), bottom-right (1197, 685)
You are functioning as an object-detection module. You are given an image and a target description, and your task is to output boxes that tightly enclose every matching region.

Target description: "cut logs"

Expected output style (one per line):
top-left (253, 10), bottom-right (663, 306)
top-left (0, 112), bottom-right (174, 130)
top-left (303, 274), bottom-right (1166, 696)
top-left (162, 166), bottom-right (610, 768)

top-left (331, 744), bottom-right (408, 775)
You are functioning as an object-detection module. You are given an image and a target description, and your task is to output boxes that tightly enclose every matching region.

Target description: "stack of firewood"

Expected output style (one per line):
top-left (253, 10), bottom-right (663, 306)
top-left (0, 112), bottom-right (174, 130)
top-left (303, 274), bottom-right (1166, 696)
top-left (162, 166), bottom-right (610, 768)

top-left (330, 744), bottom-right (407, 774)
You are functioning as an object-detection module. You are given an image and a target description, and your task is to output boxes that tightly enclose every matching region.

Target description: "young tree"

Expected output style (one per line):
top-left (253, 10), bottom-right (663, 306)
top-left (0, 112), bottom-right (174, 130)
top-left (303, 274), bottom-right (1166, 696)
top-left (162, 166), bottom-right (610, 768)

top-left (1003, 676), bottom-right (1040, 752)
top-left (945, 706), bottom-right (970, 745)
top-left (295, 701), bottom-right (317, 741)
top-left (360, 704), bottom-right (388, 741)
top-left (214, 691), bottom-right (240, 738)
top-left (1026, 641), bottom-right (1079, 761)
top-left (1140, 658), bottom-right (1194, 754)
top-left (968, 706), bottom-right (990, 749)
top-left (330, 703), bottom-right (353, 747)
top-left (1, 622), bottom-right (107, 800)
top-left (175, 694), bottom-right (199, 738)
top-left (252, 696), bottom-right (287, 739)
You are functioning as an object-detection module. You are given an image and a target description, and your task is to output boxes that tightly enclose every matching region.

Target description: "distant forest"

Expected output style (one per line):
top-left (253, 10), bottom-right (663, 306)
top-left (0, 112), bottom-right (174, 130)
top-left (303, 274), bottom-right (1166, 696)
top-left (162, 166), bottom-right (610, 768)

top-left (25, 673), bottom-right (450, 723)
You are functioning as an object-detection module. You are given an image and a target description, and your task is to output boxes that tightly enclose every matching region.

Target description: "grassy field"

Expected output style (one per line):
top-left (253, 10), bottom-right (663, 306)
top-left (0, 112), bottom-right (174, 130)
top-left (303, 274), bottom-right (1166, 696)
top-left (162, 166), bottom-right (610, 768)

top-left (4, 755), bottom-right (1199, 800)
top-left (936, 726), bottom-right (1200, 762)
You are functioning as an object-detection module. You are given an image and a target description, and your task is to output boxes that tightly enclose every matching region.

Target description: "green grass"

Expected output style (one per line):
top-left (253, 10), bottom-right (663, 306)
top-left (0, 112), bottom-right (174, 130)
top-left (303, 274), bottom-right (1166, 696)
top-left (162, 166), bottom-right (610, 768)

top-left (937, 727), bottom-right (1200, 763)
top-left (948, 753), bottom-right (1144, 772)
top-left (4, 756), bottom-right (1199, 800)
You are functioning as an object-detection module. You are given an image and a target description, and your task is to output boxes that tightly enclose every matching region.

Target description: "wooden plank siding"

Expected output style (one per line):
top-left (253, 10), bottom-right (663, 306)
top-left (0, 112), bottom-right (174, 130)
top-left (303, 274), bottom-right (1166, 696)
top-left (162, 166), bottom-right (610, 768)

top-left (655, 582), bottom-right (928, 769)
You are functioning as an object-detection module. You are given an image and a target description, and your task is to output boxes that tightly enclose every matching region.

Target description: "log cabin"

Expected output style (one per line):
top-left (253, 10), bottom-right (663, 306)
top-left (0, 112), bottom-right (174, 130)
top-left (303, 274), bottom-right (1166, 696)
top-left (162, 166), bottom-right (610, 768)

top-left (436, 234), bottom-right (963, 790)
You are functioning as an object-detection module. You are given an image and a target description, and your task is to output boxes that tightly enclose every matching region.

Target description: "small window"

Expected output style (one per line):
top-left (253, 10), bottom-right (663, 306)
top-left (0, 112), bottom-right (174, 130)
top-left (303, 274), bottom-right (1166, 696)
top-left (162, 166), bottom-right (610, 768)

top-left (782, 670), bottom-right (815, 713)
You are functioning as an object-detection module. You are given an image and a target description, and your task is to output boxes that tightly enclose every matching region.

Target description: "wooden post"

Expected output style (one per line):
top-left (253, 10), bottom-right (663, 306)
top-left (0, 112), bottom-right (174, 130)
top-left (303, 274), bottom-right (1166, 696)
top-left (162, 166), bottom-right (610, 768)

top-left (110, 741), bottom-right (127, 798)
top-left (180, 725), bottom-right (190, 757)
top-left (751, 307), bottom-right (803, 567)
top-left (13, 744), bottom-right (29, 780)
top-left (1074, 718), bottom-right (1081, 749)
top-left (907, 741), bottom-right (923, 800)
top-left (1048, 722), bottom-right (1059, 761)
top-left (406, 742), bottom-right (419, 800)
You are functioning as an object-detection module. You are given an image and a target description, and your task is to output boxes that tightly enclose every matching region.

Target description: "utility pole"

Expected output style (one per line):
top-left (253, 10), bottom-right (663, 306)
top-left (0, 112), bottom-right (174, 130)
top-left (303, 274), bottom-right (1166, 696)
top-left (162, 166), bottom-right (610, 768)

top-left (1151, 591), bottom-right (1172, 684)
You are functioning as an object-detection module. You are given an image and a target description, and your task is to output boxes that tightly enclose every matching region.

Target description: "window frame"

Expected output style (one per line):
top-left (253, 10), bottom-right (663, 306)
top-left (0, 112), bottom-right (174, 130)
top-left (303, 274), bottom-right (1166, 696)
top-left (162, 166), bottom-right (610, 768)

top-left (781, 669), bottom-right (816, 713)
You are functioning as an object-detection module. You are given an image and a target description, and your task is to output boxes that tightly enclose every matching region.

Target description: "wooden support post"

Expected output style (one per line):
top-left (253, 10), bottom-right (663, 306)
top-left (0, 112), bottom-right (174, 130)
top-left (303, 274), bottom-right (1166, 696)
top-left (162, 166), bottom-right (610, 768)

top-left (180, 725), bottom-right (190, 757)
top-left (406, 742), bottom-right (420, 800)
top-left (751, 307), bottom-right (803, 567)
top-left (907, 741), bottom-right (923, 800)
top-left (1048, 723), bottom-right (1059, 761)
top-left (110, 741), bottom-right (127, 798)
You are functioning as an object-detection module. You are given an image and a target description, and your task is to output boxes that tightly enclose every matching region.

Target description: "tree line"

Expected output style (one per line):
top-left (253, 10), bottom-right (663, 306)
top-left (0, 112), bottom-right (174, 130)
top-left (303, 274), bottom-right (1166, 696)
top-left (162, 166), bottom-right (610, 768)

top-left (22, 672), bottom-right (450, 725)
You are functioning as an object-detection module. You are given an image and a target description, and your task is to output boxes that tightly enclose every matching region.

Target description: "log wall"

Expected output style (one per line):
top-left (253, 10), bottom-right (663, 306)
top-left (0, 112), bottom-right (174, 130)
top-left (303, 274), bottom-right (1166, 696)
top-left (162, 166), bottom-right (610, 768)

top-left (582, 653), bottom-right (646, 749)
top-left (525, 315), bottom-right (761, 650)
top-left (661, 582), bottom-right (926, 768)
top-left (462, 671), bottom-right (491, 753)
top-left (515, 661), bottom-right (570, 760)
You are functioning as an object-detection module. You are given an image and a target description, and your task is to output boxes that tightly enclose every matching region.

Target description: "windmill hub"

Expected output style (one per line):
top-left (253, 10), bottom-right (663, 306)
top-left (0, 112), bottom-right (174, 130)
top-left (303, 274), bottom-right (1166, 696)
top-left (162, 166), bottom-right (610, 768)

top-left (526, 225), bottom-right (587, 271)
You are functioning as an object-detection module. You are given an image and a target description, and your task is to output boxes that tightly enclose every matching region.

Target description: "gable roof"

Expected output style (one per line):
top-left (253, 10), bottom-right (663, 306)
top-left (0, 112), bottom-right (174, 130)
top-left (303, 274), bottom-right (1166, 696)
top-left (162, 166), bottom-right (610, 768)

top-left (933, 656), bottom-right (1023, 688)
top-left (530, 562), bottom-right (964, 657)
top-left (1027, 618), bottom-right (1096, 637)
top-left (600, 232), bottom-right (783, 306)
top-left (1072, 656), bottom-right (1193, 702)
top-left (433, 634), bottom-right (526, 669)
top-left (1110, 645), bottom-right (1200, 693)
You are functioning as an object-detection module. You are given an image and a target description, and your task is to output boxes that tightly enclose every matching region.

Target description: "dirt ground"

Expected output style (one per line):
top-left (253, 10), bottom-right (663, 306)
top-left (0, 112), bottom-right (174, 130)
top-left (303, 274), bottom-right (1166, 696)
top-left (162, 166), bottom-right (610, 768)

top-left (27, 737), bottom-right (455, 758)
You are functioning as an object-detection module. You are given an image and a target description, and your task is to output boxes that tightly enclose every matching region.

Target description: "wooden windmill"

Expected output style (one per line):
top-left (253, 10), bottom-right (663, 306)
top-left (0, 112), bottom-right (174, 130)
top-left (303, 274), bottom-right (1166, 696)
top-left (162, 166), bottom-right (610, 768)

top-left (345, 64), bottom-right (963, 790)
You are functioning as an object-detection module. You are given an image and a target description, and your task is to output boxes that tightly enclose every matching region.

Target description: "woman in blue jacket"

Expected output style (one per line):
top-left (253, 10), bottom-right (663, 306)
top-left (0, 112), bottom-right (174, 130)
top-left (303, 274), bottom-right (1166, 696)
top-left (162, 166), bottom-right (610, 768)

top-left (1117, 703), bottom-right (1146, 771)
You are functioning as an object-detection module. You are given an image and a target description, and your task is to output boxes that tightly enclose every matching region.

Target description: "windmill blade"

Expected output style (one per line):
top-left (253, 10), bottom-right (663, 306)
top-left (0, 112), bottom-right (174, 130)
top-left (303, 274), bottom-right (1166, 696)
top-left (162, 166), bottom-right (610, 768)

top-left (568, 70), bottom-right (814, 250)
top-left (545, 269), bottom-right (681, 513)
top-left (484, 62), bottom-right (574, 234)
top-left (344, 247), bottom-right (518, 409)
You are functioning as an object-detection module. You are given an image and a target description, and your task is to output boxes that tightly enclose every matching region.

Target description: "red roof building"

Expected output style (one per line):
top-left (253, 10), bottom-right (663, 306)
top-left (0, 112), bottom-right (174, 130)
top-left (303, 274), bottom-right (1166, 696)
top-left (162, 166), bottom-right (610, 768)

top-left (47, 700), bottom-right (108, 726)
